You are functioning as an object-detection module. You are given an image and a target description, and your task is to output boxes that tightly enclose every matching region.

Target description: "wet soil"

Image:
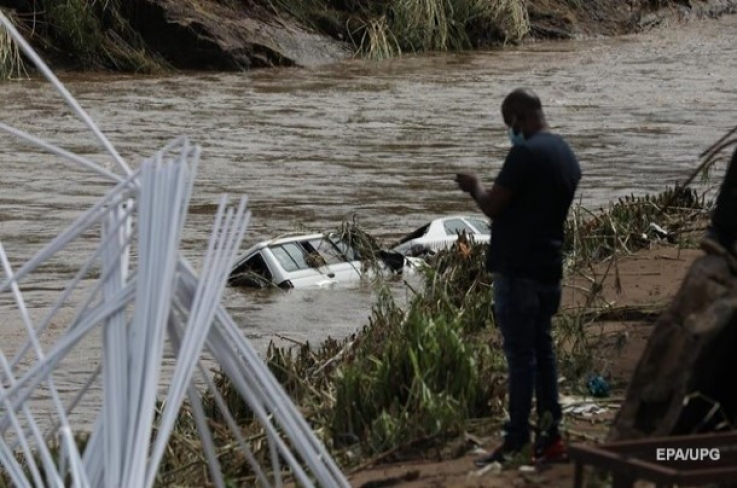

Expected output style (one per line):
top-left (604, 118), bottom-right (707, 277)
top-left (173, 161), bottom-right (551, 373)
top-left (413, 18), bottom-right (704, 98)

top-left (529, 0), bottom-right (737, 39)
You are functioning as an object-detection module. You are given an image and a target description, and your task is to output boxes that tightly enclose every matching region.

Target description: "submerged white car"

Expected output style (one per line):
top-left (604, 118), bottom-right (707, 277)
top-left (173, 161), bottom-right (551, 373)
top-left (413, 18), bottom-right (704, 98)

top-left (229, 232), bottom-right (419, 289)
top-left (391, 215), bottom-right (491, 256)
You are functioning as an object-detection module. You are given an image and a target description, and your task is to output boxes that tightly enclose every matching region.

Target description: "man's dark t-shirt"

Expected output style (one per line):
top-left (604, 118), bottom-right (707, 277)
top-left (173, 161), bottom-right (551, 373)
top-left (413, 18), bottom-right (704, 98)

top-left (487, 132), bottom-right (581, 282)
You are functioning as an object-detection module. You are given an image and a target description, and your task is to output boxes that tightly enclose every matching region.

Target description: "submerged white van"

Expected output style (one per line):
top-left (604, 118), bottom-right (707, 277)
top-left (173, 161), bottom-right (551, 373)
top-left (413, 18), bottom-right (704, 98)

top-left (229, 232), bottom-right (421, 289)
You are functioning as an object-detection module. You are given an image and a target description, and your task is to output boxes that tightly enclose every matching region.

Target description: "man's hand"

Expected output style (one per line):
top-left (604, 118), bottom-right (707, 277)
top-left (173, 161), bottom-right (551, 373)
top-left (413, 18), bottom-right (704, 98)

top-left (455, 172), bottom-right (512, 220)
top-left (455, 173), bottom-right (479, 194)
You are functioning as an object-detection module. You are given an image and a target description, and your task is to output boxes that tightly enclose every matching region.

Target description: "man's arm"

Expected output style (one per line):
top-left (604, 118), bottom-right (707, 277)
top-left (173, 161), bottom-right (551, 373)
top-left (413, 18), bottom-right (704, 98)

top-left (471, 182), bottom-right (512, 220)
top-left (455, 173), bottom-right (512, 220)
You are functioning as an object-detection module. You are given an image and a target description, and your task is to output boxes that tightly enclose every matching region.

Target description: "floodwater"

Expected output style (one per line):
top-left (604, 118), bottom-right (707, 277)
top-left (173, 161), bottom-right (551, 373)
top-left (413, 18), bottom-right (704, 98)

top-left (1, 14), bottom-right (736, 427)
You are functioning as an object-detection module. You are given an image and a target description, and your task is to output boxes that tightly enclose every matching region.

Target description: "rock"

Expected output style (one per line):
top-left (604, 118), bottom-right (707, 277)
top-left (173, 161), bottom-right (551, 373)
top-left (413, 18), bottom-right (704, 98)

top-left (608, 254), bottom-right (737, 441)
top-left (129, 0), bottom-right (351, 70)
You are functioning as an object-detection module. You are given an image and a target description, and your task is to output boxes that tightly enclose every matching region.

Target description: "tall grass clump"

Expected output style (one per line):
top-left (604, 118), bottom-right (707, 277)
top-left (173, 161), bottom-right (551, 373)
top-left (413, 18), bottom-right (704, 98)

top-left (348, 15), bottom-right (402, 60)
top-left (391, 0), bottom-right (528, 52)
top-left (10, 0), bottom-right (166, 72)
top-left (330, 283), bottom-right (504, 455)
top-left (262, 0), bottom-right (529, 59)
top-left (44, 0), bottom-right (105, 66)
top-left (0, 10), bottom-right (27, 80)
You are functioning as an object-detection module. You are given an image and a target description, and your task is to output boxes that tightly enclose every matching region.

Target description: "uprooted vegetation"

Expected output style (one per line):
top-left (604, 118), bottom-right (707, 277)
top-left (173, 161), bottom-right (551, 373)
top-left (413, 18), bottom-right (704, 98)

top-left (149, 187), bottom-right (710, 485)
top-left (564, 185), bottom-right (708, 266)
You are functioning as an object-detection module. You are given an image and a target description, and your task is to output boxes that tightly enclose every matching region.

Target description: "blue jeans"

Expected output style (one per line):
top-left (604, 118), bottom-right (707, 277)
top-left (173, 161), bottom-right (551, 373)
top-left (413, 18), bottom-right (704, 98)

top-left (493, 273), bottom-right (563, 447)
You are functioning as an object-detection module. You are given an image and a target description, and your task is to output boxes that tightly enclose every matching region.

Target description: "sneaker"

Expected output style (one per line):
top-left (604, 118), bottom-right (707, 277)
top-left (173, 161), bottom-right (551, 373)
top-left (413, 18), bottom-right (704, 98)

top-left (533, 434), bottom-right (568, 464)
top-left (474, 442), bottom-right (526, 468)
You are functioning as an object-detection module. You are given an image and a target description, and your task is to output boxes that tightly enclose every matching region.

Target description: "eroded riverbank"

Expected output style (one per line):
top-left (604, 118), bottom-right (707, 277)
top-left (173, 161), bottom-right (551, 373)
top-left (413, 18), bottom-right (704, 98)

top-left (1, 0), bottom-right (737, 73)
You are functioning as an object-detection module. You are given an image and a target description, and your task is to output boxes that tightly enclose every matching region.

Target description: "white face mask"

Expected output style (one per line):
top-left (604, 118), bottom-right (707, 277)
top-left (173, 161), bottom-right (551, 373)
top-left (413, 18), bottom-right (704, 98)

top-left (508, 127), bottom-right (525, 146)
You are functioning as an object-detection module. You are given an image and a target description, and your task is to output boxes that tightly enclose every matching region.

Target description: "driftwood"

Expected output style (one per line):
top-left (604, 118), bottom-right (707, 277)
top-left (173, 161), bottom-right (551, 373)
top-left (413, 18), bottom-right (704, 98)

top-left (609, 253), bottom-right (737, 441)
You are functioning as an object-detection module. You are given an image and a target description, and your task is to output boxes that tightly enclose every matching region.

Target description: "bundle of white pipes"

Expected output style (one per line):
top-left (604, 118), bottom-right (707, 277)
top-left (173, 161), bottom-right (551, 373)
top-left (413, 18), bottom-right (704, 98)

top-left (0, 12), bottom-right (349, 488)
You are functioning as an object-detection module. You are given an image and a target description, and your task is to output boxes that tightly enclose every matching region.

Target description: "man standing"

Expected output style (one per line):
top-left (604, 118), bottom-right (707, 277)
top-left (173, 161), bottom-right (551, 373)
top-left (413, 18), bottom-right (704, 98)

top-left (455, 88), bottom-right (581, 466)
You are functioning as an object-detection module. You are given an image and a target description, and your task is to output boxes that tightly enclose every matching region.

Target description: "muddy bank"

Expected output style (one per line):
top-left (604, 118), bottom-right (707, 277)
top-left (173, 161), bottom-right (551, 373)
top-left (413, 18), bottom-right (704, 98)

top-left (1, 0), bottom-right (736, 73)
top-left (528, 0), bottom-right (737, 39)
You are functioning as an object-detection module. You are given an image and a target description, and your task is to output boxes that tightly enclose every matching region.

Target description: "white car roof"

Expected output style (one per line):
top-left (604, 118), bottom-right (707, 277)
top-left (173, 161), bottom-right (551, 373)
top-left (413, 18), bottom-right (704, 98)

top-left (430, 215), bottom-right (489, 230)
top-left (399, 214), bottom-right (488, 236)
top-left (411, 215), bottom-right (489, 228)
top-left (436, 214), bottom-right (489, 225)
top-left (237, 232), bottom-right (329, 258)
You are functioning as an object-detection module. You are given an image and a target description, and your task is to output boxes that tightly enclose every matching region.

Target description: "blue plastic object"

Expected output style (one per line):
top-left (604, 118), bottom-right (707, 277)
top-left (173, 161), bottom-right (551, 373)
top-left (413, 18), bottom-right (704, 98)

top-left (586, 375), bottom-right (610, 398)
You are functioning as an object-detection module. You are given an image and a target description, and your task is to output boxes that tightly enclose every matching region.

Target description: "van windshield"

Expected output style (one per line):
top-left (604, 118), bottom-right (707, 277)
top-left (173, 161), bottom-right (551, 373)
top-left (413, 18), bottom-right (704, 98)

top-left (270, 242), bottom-right (310, 272)
top-left (269, 235), bottom-right (357, 271)
top-left (466, 218), bottom-right (490, 234)
top-left (306, 237), bottom-right (348, 265)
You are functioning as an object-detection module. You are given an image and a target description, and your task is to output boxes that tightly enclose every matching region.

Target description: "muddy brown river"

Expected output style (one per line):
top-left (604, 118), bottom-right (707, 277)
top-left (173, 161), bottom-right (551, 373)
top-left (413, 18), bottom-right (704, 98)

top-left (1, 14), bottom-right (736, 426)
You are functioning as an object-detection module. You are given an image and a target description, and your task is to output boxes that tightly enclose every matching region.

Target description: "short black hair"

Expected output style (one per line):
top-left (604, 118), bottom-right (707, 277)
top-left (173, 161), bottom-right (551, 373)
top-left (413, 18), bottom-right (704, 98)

top-left (501, 88), bottom-right (543, 124)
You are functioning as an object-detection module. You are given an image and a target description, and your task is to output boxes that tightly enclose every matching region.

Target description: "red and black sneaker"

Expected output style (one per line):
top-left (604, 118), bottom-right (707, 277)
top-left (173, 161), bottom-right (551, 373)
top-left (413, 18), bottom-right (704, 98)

top-left (533, 434), bottom-right (568, 464)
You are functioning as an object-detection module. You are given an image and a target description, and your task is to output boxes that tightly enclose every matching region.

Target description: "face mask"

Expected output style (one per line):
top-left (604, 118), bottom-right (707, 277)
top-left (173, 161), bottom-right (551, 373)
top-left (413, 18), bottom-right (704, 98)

top-left (508, 127), bottom-right (525, 146)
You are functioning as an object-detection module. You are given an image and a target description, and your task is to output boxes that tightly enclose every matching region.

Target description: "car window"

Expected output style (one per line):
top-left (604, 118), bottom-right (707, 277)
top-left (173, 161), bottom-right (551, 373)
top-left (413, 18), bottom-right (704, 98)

top-left (466, 218), bottom-right (491, 235)
top-left (230, 252), bottom-right (274, 287)
top-left (443, 218), bottom-right (473, 236)
top-left (243, 253), bottom-right (272, 280)
top-left (271, 243), bottom-right (309, 272)
top-left (306, 237), bottom-right (347, 265)
top-left (329, 235), bottom-right (359, 261)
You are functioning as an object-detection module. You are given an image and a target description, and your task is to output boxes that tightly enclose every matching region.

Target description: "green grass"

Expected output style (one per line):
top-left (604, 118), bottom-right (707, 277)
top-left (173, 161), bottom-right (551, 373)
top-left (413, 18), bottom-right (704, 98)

top-left (263, 0), bottom-right (530, 59)
top-left (3, 0), bottom-right (167, 73)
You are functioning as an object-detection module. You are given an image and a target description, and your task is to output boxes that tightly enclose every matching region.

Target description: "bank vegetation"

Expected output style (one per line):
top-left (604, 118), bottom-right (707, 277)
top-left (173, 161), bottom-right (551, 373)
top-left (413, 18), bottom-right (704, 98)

top-left (0, 0), bottom-right (721, 78)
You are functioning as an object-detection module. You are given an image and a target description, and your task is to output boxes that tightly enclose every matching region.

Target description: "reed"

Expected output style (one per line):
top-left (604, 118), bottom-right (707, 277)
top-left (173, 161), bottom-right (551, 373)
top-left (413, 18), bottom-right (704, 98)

top-left (348, 15), bottom-right (402, 60)
top-left (7, 0), bottom-right (167, 72)
top-left (391, 0), bottom-right (528, 51)
top-left (263, 0), bottom-right (529, 59)
top-left (329, 280), bottom-right (503, 455)
top-left (0, 10), bottom-right (26, 80)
